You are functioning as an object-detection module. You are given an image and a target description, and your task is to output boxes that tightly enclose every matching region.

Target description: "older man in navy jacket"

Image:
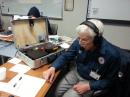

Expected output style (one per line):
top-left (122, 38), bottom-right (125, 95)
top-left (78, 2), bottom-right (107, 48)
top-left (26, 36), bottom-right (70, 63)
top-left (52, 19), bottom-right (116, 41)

top-left (43, 19), bottom-right (121, 97)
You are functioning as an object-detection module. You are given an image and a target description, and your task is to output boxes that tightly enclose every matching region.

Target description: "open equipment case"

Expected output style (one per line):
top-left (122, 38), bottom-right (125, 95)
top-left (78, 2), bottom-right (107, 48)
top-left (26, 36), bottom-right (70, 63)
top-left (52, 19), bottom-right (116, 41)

top-left (12, 17), bottom-right (64, 69)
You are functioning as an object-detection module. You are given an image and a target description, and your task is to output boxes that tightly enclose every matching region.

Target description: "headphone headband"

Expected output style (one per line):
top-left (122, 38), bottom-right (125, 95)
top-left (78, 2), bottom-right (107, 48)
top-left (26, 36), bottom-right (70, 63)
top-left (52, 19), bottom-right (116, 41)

top-left (81, 21), bottom-right (99, 35)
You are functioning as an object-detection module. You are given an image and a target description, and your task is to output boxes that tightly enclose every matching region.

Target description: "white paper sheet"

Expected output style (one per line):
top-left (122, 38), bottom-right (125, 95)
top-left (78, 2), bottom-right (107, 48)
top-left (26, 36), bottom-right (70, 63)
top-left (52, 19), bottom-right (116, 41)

top-left (0, 82), bottom-right (8, 91)
top-left (60, 42), bottom-right (70, 49)
top-left (9, 64), bottom-right (31, 74)
top-left (1, 74), bottom-right (46, 97)
top-left (8, 57), bottom-right (22, 64)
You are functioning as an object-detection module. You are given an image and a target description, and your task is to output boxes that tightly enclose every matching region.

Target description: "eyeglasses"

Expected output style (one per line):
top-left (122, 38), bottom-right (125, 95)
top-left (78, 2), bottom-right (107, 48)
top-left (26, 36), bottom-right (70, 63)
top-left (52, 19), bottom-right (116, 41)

top-left (78, 37), bottom-right (93, 43)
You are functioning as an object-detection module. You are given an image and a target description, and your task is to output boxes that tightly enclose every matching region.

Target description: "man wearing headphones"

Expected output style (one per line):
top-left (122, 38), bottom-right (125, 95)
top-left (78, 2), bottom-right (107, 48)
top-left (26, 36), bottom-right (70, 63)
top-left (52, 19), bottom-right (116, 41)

top-left (43, 19), bottom-right (120, 97)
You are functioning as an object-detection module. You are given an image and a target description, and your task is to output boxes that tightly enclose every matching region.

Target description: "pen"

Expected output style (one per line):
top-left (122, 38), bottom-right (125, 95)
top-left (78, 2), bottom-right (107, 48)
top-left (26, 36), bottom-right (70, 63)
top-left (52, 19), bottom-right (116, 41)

top-left (13, 76), bottom-right (22, 88)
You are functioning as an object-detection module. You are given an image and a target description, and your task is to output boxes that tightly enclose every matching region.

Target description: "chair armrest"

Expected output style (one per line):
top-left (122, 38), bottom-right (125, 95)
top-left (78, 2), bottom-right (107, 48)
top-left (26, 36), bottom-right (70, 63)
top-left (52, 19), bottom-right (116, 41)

top-left (92, 90), bottom-right (108, 97)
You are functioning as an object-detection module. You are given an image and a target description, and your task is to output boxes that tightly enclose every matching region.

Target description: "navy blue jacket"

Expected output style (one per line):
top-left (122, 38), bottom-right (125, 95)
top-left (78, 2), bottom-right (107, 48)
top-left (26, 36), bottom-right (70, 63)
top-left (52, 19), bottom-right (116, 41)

top-left (52, 38), bottom-right (120, 91)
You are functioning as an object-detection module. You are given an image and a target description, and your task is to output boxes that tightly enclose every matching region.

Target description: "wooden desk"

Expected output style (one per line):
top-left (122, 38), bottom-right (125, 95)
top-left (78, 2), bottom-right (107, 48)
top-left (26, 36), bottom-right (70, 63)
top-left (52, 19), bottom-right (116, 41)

top-left (0, 62), bottom-right (59, 97)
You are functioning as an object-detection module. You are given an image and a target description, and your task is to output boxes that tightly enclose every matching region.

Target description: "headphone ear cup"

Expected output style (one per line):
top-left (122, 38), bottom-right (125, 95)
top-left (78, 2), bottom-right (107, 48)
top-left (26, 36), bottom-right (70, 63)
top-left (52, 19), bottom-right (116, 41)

top-left (93, 35), bottom-right (101, 45)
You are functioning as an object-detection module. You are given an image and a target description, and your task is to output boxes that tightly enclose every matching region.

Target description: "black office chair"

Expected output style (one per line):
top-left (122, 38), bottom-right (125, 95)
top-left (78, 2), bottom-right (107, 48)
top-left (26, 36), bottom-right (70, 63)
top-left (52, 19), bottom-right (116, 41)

top-left (50, 23), bottom-right (58, 35)
top-left (92, 48), bottom-right (130, 97)
top-left (110, 49), bottom-right (130, 97)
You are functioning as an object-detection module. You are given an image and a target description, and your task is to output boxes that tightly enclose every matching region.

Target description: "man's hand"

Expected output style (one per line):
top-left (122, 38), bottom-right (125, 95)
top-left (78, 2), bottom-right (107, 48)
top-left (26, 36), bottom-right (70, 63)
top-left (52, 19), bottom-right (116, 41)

top-left (42, 67), bottom-right (56, 83)
top-left (0, 34), bottom-right (13, 41)
top-left (73, 82), bottom-right (91, 95)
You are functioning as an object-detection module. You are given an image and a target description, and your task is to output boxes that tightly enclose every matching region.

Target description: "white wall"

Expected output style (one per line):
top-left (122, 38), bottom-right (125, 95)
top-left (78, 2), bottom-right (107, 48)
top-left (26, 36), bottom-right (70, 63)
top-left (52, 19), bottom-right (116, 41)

top-left (1, 15), bottom-right (12, 29)
top-left (1, 0), bottom-right (130, 49)
top-left (103, 24), bottom-right (130, 49)
top-left (50, 0), bottom-right (87, 38)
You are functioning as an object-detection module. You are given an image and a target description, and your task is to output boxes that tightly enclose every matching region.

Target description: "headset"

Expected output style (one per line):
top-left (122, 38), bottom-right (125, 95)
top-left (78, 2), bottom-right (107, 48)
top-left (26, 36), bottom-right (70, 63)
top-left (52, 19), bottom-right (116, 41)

top-left (80, 20), bottom-right (102, 46)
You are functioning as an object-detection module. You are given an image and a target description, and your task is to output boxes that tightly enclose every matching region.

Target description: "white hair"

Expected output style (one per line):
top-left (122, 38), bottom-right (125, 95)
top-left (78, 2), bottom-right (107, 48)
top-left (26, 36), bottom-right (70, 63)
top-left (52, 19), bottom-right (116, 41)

top-left (76, 19), bottom-right (104, 38)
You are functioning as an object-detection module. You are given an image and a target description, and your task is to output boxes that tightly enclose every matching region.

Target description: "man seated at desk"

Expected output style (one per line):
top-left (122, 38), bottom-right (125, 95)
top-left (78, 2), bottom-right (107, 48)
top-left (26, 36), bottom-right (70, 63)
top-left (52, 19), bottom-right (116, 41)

top-left (42, 19), bottom-right (121, 97)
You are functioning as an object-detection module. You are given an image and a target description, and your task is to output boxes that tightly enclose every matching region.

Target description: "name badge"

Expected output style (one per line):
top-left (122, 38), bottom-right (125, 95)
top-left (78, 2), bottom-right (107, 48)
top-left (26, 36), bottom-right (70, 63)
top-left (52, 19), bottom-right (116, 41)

top-left (89, 70), bottom-right (101, 80)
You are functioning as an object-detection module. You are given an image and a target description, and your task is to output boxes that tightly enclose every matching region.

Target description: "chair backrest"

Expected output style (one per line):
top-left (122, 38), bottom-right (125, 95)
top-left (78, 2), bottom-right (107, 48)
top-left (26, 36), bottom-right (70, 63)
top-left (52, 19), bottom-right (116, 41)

top-left (92, 48), bottom-right (130, 97)
top-left (50, 23), bottom-right (58, 35)
top-left (112, 49), bottom-right (130, 97)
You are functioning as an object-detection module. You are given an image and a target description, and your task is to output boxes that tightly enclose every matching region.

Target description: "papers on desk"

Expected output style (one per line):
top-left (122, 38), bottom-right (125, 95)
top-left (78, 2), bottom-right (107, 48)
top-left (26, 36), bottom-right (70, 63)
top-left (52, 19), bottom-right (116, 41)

top-left (0, 82), bottom-right (8, 90)
top-left (60, 42), bottom-right (70, 49)
top-left (9, 63), bottom-right (31, 74)
top-left (1, 74), bottom-right (46, 97)
top-left (61, 36), bottom-right (73, 43)
top-left (48, 35), bottom-right (61, 44)
top-left (49, 35), bottom-right (73, 44)
top-left (49, 35), bottom-right (72, 49)
top-left (8, 57), bottom-right (22, 64)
